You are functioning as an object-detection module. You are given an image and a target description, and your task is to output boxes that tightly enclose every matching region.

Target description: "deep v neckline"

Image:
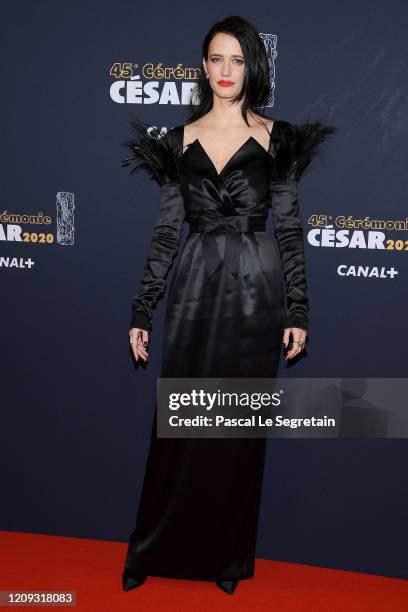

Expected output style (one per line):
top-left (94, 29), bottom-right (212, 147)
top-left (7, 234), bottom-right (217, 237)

top-left (182, 121), bottom-right (275, 177)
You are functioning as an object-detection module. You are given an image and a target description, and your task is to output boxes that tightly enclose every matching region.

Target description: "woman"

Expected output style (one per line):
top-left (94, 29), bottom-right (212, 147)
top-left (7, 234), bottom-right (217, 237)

top-left (121, 15), bottom-right (336, 596)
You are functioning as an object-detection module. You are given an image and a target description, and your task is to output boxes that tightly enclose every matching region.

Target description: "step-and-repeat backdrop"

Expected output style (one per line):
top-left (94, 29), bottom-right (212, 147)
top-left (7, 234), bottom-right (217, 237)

top-left (2, 0), bottom-right (407, 579)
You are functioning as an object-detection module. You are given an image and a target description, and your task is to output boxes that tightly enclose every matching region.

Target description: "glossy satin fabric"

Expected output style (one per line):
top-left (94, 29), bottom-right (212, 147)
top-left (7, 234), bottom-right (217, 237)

top-left (124, 123), bottom-right (307, 582)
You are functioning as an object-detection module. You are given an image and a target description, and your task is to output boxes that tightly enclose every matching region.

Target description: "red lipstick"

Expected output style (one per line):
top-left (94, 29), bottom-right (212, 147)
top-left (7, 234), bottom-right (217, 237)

top-left (218, 80), bottom-right (234, 87)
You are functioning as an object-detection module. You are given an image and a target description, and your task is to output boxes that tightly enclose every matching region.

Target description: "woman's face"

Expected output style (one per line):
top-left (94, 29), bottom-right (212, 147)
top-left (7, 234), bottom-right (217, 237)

top-left (203, 32), bottom-right (245, 98)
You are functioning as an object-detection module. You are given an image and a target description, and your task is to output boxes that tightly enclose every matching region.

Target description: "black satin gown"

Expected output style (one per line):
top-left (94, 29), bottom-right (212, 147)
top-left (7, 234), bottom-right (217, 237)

top-left (122, 117), bottom-right (336, 583)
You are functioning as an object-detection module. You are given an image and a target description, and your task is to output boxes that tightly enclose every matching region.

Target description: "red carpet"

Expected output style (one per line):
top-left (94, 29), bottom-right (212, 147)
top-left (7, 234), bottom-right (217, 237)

top-left (0, 531), bottom-right (407, 611)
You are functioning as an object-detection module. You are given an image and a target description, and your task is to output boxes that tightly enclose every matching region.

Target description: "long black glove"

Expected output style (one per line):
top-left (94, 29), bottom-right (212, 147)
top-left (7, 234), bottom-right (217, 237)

top-left (268, 120), bottom-right (338, 333)
top-left (122, 119), bottom-right (184, 332)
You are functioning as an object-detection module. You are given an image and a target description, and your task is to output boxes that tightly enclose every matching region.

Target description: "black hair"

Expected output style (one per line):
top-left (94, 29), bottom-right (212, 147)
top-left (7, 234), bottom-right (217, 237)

top-left (187, 15), bottom-right (272, 128)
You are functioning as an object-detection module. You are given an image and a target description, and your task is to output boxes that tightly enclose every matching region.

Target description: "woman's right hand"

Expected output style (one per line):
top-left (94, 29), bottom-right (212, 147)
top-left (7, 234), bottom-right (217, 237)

top-left (129, 327), bottom-right (149, 362)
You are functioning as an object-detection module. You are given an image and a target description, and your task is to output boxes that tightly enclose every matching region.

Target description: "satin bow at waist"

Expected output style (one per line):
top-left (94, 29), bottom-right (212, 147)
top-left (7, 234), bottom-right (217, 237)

top-left (188, 214), bottom-right (266, 281)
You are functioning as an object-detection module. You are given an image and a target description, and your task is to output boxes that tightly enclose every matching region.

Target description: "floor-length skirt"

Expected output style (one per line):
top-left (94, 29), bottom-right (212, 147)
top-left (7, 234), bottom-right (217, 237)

top-left (123, 232), bottom-right (285, 581)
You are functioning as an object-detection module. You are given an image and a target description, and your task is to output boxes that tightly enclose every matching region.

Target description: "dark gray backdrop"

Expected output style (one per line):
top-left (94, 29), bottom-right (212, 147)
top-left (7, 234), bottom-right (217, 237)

top-left (2, 0), bottom-right (408, 580)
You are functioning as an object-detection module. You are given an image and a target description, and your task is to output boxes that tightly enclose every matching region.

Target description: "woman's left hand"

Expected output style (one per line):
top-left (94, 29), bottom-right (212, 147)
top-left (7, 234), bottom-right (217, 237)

top-left (282, 327), bottom-right (308, 360)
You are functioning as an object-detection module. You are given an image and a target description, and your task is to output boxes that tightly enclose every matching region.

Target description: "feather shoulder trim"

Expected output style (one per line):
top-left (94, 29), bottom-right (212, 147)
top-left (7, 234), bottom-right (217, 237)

top-left (121, 118), bottom-right (182, 186)
top-left (270, 119), bottom-right (338, 182)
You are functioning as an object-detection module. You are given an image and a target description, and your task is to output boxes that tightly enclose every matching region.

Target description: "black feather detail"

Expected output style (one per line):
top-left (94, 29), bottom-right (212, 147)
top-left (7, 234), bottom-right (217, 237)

top-left (270, 120), bottom-right (338, 182)
top-left (121, 117), bottom-right (181, 186)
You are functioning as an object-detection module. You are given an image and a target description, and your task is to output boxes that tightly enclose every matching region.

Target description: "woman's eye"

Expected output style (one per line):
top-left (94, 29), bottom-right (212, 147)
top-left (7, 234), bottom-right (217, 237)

top-left (210, 58), bottom-right (244, 65)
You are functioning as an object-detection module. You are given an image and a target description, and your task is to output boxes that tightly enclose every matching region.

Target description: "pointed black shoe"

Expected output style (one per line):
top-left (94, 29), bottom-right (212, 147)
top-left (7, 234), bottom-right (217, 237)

top-left (122, 570), bottom-right (147, 591)
top-left (215, 579), bottom-right (239, 595)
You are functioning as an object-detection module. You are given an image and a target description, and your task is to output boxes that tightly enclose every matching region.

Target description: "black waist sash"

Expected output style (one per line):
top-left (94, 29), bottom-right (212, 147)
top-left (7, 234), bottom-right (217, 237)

top-left (188, 214), bottom-right (266, 281)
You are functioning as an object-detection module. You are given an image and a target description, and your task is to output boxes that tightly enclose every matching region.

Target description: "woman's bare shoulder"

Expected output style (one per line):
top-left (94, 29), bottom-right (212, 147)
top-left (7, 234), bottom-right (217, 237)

top-left (181, 120), bottom-right (208, 153)
top-left (183, 119), bottom-right (205, 141)
top-left (250, 113), bottom-right (276, 133)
